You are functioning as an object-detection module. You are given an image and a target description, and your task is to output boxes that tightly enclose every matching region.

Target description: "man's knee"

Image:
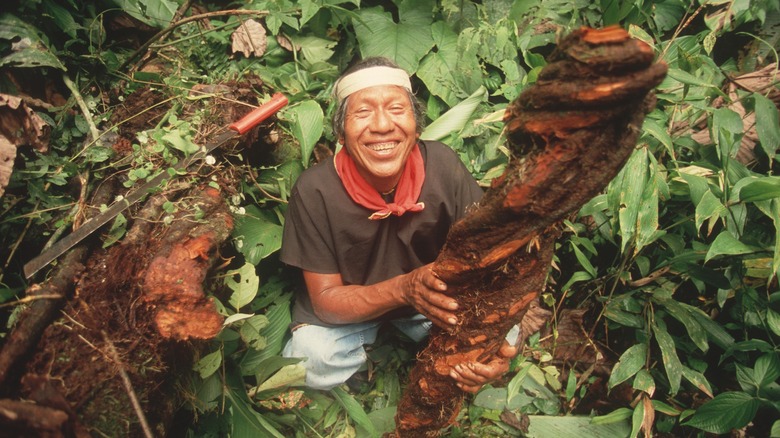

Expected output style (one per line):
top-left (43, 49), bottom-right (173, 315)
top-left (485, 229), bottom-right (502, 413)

top-left (282, 324), bottom-right (376, 390)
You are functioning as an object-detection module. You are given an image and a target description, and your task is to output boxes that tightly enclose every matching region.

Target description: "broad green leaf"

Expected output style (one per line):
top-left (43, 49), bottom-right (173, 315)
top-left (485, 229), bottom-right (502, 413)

top-left (226, 262), bottom-right (260, 310)
top-left (42, 0), bottom-right (79, 38)
top-left (754, 93), bottom-right (780, 162)
top-left (705, 231), bottom-right (759, 262)
top-left (331, 387), bottom-right (378, 438)
top-left (695, 190), bottom-right (726, 235)
top-left (642, 118), bottom-right (674, 157)
top-left (364, 406), bottom-right (397, 437)
top-left (288, 35), bottom-right (337, 64)
top-left (608, 343), bottom-right (647, 389)
top-left (739, 177), bottom-right (780, 202)
top-left (162, 129), bottom-right (199, 155)
top-left (633, 369), bottom-right (656, 396)
top-left (772, 419), bottom-right (780, 438)
top-left (111, 0), bottom-right (178, 28)
top-left (352, 3), bottom-right (434, 74)
top-left (194, 350), bottom-right (222, 379)
top-left (255, 363), bottom-right (306, 392)
top-left (240, 294), bottom-right (292, 375)
top-left (421, 86), bottom-right (487, 141)
top-left (712, 107), bottom-right (743, 160)
top-left (223, 313), bottom-right (255, 326)
top-left (678, 171), bottom-right (711, 205)
top-left (630, 398), bottom-right (645, 438)
top-left (636, 154), bottom-right (662, 251)
top-left (289, 100), bottom-right (323, 167)
top-left (653, 322), bottom-right (683, 395)
top-left (528, 414), bottom-right (631, 437)
top-left (591, 407), bottom-right (633, 425)
top-left (570, 241), bottom-right (597, 278)
top-left (0, 48), bottom-right (66, 70)
top-left (659, 299), bottom-right (709, 352)
top-left (666, 67), bottom-right (718, 88)
top-left (754, 353), bottom-right (780, 390)
top-left (684, 392), bottom-right (760, 434)
top-left (0, 14), bottom-right (65, 69)
top-left (239, 315), bottom-right (269, 351)
top-left (681, 366), bottom-right (714, 398)
top-left (614, 148), bottom-right (649, 253)
top-left (768, 309), bottom-right (780, 337)
top-left (225, 377), bottom-right (286, 438)
top-left (416, 21), bottom-right (461, 106)
top-left (233, 205), bottom-right (283, 265)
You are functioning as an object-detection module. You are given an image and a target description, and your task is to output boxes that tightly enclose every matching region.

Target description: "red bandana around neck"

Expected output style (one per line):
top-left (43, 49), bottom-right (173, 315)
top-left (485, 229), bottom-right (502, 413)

top-left (334, 144), bottom-right (426, 220)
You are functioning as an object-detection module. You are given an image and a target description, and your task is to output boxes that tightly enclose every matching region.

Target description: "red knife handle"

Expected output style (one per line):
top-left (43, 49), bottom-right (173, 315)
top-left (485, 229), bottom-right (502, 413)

top-left (229, 92), bottom-right (288, 134)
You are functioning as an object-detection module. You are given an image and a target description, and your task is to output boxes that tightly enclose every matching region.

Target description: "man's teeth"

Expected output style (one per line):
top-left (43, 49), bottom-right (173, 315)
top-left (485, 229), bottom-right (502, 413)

top-left (367, 142), bottom-right (397, 151)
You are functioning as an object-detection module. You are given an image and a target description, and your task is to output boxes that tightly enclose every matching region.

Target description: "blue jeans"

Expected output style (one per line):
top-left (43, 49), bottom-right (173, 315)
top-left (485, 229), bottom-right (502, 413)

top-left (282, 314), bottom-right (432, 390)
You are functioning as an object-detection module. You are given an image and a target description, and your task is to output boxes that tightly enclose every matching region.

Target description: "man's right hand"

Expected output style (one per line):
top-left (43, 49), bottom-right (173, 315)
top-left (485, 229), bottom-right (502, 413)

top-left (402, 264), bottom-right (459, 329)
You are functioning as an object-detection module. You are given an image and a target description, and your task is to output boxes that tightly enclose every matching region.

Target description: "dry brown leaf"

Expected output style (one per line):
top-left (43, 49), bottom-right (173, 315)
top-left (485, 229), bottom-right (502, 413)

top-left (276, 34), bottom-right (294, 51)
top-left (230, 19), bottom-right (267, 58)
top-left (0, 94), bottom-right (50, 197)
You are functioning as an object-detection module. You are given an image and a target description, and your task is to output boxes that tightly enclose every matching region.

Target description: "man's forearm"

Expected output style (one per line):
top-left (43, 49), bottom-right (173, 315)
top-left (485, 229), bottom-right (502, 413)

top-left (304, 271), bottom-right (409, 325)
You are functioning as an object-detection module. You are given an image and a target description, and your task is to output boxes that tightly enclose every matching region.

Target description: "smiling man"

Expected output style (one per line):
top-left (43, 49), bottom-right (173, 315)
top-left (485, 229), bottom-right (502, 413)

top-left (280, 57), bottom-right (516, 391)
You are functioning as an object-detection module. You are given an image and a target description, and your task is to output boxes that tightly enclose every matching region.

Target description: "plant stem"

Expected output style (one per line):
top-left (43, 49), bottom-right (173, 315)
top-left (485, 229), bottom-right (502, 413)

top-left (62, 74), bottom-right (101, 146)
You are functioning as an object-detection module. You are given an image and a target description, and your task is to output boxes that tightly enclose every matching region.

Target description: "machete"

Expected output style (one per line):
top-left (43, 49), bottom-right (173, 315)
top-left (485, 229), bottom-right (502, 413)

top-left (23, 92), bottom-right (288, 279)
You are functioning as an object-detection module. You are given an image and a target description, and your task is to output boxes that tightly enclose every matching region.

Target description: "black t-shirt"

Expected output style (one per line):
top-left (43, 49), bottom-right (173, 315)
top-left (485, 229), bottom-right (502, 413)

top-left (280, 140), bottom-right (483, 327)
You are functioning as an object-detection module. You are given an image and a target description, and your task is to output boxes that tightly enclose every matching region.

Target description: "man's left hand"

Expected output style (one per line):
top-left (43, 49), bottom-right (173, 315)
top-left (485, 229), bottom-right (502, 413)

top-left (448, 340), bottom-right (519, 394)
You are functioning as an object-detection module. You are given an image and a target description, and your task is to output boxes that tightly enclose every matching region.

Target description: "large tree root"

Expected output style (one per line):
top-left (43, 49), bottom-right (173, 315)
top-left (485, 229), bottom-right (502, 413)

top-left (394, 26), bottom-right (667, 437)
top-left (1, 185), bottom-right (234, 437)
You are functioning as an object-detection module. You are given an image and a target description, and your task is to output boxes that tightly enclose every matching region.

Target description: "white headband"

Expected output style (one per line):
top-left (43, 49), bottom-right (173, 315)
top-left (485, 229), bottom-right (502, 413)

top-left (334, 66), bottom-right (412, 103)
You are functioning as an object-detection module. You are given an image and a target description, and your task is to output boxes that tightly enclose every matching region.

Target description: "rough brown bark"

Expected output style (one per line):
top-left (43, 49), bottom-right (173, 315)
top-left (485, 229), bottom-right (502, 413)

top-left (394, 26), bottom-right (668, 437)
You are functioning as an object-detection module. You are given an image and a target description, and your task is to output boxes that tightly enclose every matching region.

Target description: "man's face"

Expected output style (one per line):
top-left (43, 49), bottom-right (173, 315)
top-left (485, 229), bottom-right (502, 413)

top-left (340, 84), bottom-right (418, 191)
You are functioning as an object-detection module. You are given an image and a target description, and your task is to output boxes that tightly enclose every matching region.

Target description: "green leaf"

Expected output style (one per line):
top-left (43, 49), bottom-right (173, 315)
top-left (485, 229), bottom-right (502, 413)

top-left (239, 315), bottom-right (269, 351)
top-left (739, 177), bottom-right (780, 202)
top-left (633, 369), bottom-right (656, 396)
top-left (608, 343), bottom-right (647, 389)
top-left (289, 100), bottom-right (323, 167)
top-left (111, 0), bottom-right (178, 28)
top-left (42, 0), bottom-right (79, 38)
top-left (255, 363), bottom-right (306, 392)
top-left (630, 399), bottom-right (644, 438)
top-left (226, 376), bottom-right (286, 438)
top-left (161, 129), bottom-right (199, 155)
top-left (642, 118), bottom-right (674, 157)
top-left (590, 407), bottom-right (633, 425)
top-left (194, 350), bottom-right (222, 379)
top-left (684, 392), bottom-right (760, 434)
top-left (771, 419), bottom-right (780, 438)
top-left (653, 322), bottom-right (683, 395)
top-left (681, 366), bottom-right (714, 398)
top-left (695, 190), bottom-right (726, 235)
top-left (705, 231), bottom-right (759, 262)
top-left (331, 387), bottom-right (378, 438)
top-left (421, 86), bottom-right (487, 141)
top-left (754, 353), bottom-right (780, 391)
top-left (240, 294), bottom-right (292, 375)
top-left (416, 21), bottom-right (461, 106)
top-left (233, 205), bottom-right (283, 265)
top-left (288, 35), bottom-right (337, 64)
top-left (0, 47), bottom-right (66, 70)
top-left (615, 148), bottom-right (649, 254)
top-left (528, 414), bottom-right (631, 437)
top-left (768, 309), bottom-right (780, 337)
top-left (225, 262), bottom-right (260, 310)
top-left (659, 299), bottom-right (709, 352)
top-left (352, 3), bottom-right (434, 74)
top-left (666, 67), bottom-right (718, 88)
top-left (754, 93), bottom-right (780, 162)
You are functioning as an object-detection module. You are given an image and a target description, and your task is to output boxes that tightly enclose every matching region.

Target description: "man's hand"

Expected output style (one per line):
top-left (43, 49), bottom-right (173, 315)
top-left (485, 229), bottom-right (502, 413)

top-left (402, 264), bottom-right (460, 329)
top-left (448, 340), bottom-right (519, 393)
